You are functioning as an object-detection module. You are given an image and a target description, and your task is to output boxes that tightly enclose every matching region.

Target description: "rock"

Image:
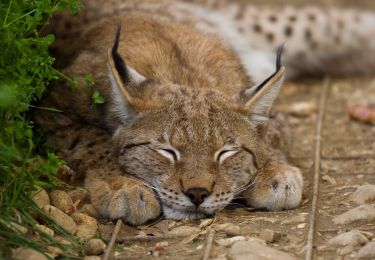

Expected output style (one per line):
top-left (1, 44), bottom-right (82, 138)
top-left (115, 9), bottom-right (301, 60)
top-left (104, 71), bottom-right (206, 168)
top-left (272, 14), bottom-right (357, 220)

top-left (54, 236), bottom-right (72, 245)
top-left (357, 240), bottom-right (375, 259)
top-left (12, 247), bottom-right (48, 260)
top-left (199, 218), bottom-right (214, 228)
top-left (46, 246), bottom-right (63, 258)
top-left (76, 224), bottom-right (98, 240)
top-left (338, 245), bottom-right (357, 256)
top-left (68, 188), bottom-right (89, 205)
top-left (5, 222), bottom-right (28, 234)
top-left (35, 224), bottom-right (54, 237)
top-left (351, 185), bottom-right (375, 205)
top-left (79, 204), bottom-right (99, 218)
top-left (71, 212), bottom-right (97, 226)
top-left (281, 213), bottom-right (307, 224)
top-left (227, 241), bottom-right (296, 260)
top-left (83, 257), bottom-right (102, 260)
top-left (49, 190), bottom-right (73, 213)
top-left (333, 204), bottom-right (375, 224)
top-left (216, 236), bottom-right (247, 247)
top-left (215, 223), bottom-right (241, 237)
top-left (71, 213), bottom-right (98, 240)
top-left (30, 187), bottom-right (50, 209)
top-left (287, 101), bottom-right (316, 117)
top-left (42, 205), bottom-right (77, 234)
top-left (327, 230), bottom-right (369, 247)
top-left (260, 229), bottom-right (282, 243)
top-left (322, 175), bottom-right (337, 186)
top-left (85, 238), bottom-right (106, 256)
top-left (169, 226), bottom-right (200, 236)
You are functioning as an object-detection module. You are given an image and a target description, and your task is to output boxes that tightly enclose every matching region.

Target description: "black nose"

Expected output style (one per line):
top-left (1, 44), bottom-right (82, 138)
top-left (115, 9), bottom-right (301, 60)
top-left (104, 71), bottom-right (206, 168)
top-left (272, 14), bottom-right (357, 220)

top-left (185, 188), bottom-right (210, 206)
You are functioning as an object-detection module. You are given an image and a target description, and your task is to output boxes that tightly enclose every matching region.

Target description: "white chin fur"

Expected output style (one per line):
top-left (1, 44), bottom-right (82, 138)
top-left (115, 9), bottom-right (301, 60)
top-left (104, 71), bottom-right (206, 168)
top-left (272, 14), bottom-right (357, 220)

top-left (162, 205), bottom-right (207, 220)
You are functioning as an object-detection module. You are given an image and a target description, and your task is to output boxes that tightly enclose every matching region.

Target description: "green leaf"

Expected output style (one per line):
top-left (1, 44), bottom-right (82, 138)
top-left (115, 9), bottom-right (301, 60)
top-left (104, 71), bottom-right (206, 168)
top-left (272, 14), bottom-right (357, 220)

top-left (91, 90), bottom-right (105, 105)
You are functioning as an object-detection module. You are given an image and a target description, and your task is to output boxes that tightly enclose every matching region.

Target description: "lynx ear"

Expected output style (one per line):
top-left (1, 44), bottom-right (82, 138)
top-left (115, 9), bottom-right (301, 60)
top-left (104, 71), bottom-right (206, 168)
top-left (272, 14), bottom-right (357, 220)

top-left (107, 26), bottom-right (148, 122)
top-left (239, 46), bottom-right (285, 131)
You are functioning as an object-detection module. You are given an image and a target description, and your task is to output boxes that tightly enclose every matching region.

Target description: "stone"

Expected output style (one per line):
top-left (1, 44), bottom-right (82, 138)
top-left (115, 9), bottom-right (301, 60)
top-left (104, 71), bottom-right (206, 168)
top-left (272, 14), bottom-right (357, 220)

top-left (216, 236), bottom-right (247, 247)
top-left (227, 241), bottom-right (296, 260)
top-left (30, 187), bottom-right (50, 209)
top-left (215, 223), bottom-right (241, 237)
top-left (42, 205), bottom-right (77, 234)
top-left (351, 185), bottom-right (375, 205)
top-left (327, 230), bottom-right (369, 247)
top-left (260, 229), bottom-right (281, 243)
top-left (357, 240), bottom-right (375, 259)
top-left (83, 257), bottom-right (102, 260)
top-left (333, 204), bottom-right (375, 224)
top-left (199, 218), bottom-right (214, 229)
top-left (287, 101), bottom-right (316, 117)
top-left (71, 212), bottom-right (97, 226)
top-left (85, 238), bottom-right (106, 256)
top-left (49, 190), bottom-right (73, 213)
top-left (12, 247), bottom-right (48, 260)
top-left (46, 246), bottom-right (63, 258)
top-left (169, 226), bottom-right (200, 236)
top-left (35, 224), bottom-right (54, 237)
top-left (76, 224), bottom-right (98, 241)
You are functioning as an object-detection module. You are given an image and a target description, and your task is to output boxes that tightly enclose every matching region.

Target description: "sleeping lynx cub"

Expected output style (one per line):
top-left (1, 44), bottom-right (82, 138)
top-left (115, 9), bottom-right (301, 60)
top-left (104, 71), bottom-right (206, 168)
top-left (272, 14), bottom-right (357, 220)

top-left (38, 0), bottom-right (375, 225)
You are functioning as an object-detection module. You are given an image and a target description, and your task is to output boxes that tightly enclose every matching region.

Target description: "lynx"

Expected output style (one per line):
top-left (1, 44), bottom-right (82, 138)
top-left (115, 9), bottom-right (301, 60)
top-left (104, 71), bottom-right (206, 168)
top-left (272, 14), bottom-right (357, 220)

top-left (37, 0), bottom-right (374, 225)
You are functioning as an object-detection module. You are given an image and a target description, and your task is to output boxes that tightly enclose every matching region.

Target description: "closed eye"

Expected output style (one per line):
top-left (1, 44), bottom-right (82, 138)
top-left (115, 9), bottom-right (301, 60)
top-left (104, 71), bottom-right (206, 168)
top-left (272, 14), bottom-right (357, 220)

top-left (156, 148), bottom-right (180, 162)
top-left (215, 148), bottom-right (239, 164)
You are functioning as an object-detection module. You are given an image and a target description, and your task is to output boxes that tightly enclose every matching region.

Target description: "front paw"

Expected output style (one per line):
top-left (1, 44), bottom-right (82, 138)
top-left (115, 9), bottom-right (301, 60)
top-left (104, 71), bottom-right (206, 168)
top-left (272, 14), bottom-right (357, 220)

top-left (86, 176), bottom-right (161, 225)
top-left (241, 163), bottom-right (303, 211)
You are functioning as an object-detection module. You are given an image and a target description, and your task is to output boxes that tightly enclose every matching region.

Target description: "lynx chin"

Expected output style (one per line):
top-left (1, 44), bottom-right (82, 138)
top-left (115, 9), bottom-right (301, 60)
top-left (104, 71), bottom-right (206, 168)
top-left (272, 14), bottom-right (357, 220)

top-left (37, 0), bottom-right (374, 225)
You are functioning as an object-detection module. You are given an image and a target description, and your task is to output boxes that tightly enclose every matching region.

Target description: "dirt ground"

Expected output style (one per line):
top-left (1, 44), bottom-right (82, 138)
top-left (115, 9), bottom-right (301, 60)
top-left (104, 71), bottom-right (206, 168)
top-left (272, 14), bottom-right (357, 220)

top-left (92, 76), bottom-right (373, 260)
top-left (37, 1), bottom-right (375, 259)
top-left (101, 1), bottom-right (375, 259)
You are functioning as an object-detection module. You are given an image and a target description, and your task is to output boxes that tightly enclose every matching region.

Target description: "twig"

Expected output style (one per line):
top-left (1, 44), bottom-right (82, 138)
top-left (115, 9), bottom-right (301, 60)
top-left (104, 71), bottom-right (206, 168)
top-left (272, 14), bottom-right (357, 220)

top-left (116, 233), bottom-right (191, 242)
top-left (305, 78), bottom-right (330, 260)
top-left (103, 219), bottom-right (122, 260)
top-left (202, 228), bottom-right (215, 260)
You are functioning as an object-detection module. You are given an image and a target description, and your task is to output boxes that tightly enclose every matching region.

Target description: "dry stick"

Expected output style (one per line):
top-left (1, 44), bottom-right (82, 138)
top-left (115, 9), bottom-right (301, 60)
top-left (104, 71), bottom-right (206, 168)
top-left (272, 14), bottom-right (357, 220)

top-left (116, 233), bottom-right (190, 242)
top-left (305, 78), bottom-right (330, 260)
top-left (202, 228), bottom-right (215, 260)
top-left (103, 219), bottom-right (123, 260)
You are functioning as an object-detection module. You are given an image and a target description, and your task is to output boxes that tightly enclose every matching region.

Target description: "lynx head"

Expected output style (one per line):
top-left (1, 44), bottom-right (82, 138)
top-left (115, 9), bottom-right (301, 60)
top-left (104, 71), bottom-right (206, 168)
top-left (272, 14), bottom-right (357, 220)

top-left (108, 27), bottom-right (285, 220)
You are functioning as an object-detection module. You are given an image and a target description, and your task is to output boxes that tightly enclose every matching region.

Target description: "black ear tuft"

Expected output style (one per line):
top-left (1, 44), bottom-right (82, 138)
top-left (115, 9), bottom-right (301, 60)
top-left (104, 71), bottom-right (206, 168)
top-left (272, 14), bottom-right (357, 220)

top-left (247, 44), bottom-right (284, 96)
top-left (276, 44), bottom-right (284, 70)
top-left (112, 25), bottom-right (129, 83)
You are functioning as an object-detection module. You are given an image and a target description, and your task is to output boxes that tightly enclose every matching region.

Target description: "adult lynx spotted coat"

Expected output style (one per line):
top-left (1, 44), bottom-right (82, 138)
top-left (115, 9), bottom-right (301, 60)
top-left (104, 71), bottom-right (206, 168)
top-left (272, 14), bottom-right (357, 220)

top-left (38, 0), bottom-right (375, 225)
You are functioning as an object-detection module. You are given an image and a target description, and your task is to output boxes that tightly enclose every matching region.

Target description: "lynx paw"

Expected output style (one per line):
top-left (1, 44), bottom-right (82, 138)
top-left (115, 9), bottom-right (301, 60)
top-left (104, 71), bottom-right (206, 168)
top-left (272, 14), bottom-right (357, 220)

top-left (241, 163), bottom-right (303, 211)
top-left (86, 175), bottom-right (161, 225)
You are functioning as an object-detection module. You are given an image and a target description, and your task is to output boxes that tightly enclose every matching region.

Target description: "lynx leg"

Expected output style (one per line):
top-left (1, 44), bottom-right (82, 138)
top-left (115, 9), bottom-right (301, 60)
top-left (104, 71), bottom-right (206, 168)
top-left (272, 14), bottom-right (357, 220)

top-left (85, 174), bottom-right (161, 225)
top-left (241, 163), bottom-right (303, 211)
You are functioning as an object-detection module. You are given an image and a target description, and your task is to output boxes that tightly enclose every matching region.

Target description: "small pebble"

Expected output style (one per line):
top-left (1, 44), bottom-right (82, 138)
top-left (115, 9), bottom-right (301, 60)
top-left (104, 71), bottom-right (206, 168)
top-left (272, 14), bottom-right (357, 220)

top-left (351, 185), bottom-right (375, 205)
top-left (35, 224), bottom-right (54, 237)
top-left (42, 205), bottom-right (77, 235)
top-left (216, 236), bottom-right (246, 247)
top-left (46, 246), bottom-right (63, 258)
top-left (328, 230), bottom-right (369, 247)
top-left (169, 226), bottom-right (200, 236)
top-left (30, 187), bottom-right (50, 209)
top-left (260, 229), bottom-right (281, 243)
top-left (85, 238), bottom-right (106, 256)
top-left (12, 247), bottom-right (47, 260)
top-left (333, 204), bottom-right (375, 225)
top-left (50, 190), bottom-right (74, 213)
top-left (357, 240), bottom-right (375, 259)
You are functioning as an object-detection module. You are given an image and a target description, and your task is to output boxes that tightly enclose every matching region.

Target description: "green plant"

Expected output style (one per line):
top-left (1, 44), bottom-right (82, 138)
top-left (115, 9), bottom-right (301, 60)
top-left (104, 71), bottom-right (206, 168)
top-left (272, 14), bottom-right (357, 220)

top-left (0, 0), bottom-right (82, 257)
